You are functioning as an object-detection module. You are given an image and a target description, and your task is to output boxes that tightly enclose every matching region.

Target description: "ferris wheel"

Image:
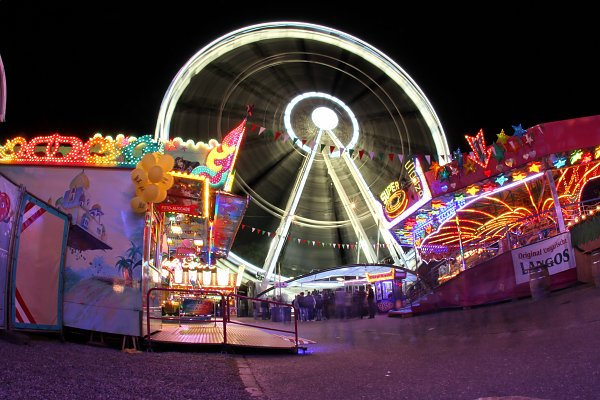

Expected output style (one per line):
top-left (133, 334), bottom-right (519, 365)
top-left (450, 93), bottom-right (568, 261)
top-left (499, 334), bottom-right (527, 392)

top-left (155, 22), bottom-right (449, 281)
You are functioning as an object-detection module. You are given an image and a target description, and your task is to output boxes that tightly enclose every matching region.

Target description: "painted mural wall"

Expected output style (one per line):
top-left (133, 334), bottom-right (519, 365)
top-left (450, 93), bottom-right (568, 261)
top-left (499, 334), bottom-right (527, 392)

top-left (0, 165), bottom-right (145, 336)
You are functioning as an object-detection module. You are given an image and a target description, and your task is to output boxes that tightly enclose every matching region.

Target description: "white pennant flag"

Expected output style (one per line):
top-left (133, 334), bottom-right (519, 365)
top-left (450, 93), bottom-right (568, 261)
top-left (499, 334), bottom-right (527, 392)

top-left (258, 127), bottom-right (266, 135)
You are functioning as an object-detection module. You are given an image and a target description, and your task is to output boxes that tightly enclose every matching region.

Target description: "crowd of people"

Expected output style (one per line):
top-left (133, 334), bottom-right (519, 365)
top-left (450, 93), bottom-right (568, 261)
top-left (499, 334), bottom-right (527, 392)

top-left (289, 286), bottom-right (377, 321)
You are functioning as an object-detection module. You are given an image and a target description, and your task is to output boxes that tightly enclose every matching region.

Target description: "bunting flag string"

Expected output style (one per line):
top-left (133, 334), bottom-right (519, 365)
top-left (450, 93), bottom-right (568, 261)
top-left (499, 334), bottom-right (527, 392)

top-left (247, 122), bottom-right (434, 166)
top-left (239, 223), bottom-right (387, 250)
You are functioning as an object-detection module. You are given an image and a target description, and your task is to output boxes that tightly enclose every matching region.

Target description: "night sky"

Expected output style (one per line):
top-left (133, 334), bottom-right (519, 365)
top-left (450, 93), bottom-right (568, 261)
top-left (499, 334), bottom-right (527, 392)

top-left (1, 3), bottom-right (599, 152)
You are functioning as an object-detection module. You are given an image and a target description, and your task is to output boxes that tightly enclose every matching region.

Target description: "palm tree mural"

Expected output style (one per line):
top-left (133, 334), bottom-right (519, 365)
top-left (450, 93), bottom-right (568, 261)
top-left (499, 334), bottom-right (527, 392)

top-left (115, 240), bottom-right (142, 284)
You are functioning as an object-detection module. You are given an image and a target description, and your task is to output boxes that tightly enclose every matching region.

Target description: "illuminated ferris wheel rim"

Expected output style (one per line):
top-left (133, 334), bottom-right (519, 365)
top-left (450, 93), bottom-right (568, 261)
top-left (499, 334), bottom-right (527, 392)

top-left (154, 21), bottom-right (450, 160)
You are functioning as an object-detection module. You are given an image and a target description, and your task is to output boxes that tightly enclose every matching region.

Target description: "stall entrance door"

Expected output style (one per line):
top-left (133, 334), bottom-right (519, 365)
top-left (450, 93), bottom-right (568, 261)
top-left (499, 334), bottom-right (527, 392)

top-left (10, 194), bottom-right (69, 331)
top-left (0, 174), bottom-right (22, 329)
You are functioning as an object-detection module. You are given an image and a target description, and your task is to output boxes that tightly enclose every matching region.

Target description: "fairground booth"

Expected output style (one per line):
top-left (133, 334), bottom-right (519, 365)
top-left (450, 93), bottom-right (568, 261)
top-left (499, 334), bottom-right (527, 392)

top-left (0, 117), bottom-right (249, 338)
top-left (383, 115), bottom-right (600, 311)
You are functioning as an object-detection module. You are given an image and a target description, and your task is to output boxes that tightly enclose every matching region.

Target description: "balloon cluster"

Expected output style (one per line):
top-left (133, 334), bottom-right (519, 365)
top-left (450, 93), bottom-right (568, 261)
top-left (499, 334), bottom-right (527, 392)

top-left (130, 152), bottom-right (175, 213)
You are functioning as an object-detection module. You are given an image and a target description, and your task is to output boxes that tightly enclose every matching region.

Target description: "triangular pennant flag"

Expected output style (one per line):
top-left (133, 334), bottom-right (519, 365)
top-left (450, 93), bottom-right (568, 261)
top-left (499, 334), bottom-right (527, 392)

top-left (330, 145), bottom-right (335, 154)
top-left (265, 130), bottom-right (273, 138)
top-left (312, 241), bottom-right (315, 246)
top-left (388, 153), bottom-right (394, 162)
top-left (258, 127), bottom-right (266, 135)
top-left (241, 224), bottom-right (245, 230)
top-left (301, 139), bottom-right (307, 146)
top-left (251, 124), bottom-right (257, 132)
top-left (293, 137), bottom-right (299, 145)
top-left (282, 135), bottom-right (289, 142)
top-left (348, 149), bottom-right (354, 157)
top-left (359, 150), bottom-right (365, 160)
top-left (267, 231), bottom-right (271, 237)
top-left (257, 229), bottom-right (261, 234)
top-left (440, 155), bottom-right (445, 161)
top-left (320, 144), bottom-right (326, 152)
top-left (398, 154), bottom-right (404, 162)
top-left (297, 238), bottom-right (301, 244)
top-left (309, 140), bottom-right (315, 148)
top-left (274, 131), bottom-right (282, 141)
top-left (337, 243), bottom-right (341, 249)
top-left (339, 147), bottom-right (344, 154)
top-left (425, 155), bottom-right (431, 164)
top-left (378, 152), bottom-right (385, 161)
top-left (252, 227), bottom-right (256, 232)
top-left (369, 151), bottom-right (375, 160)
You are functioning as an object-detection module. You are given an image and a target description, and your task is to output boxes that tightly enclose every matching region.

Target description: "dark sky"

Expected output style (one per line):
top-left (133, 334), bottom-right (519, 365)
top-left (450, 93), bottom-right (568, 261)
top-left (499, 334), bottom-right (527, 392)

top-left (1, 2), bottom-right (599, 151)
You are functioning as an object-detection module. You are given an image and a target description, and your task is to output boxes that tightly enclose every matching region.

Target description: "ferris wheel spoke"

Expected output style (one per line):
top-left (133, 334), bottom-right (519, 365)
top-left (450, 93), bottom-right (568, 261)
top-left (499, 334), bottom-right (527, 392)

top-left (262, 129), bottom-right (324, 281)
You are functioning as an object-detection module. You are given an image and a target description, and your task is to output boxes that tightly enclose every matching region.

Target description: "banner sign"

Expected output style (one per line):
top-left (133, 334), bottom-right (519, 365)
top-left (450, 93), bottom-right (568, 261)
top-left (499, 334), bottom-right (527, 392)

top-left (511, 232), bottom-right (576, 285)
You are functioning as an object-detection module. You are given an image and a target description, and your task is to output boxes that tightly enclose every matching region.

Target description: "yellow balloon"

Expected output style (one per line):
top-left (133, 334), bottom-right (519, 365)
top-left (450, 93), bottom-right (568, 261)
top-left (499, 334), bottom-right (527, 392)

top-left (130, 168), bottom-right (148, 186)
top-left (158, 154), bottom-right (175, 172)
top-left (155, 187), bottom-right (168, 203)
top-left (158, 172), bottom-right (174, 189)
top-left (148, 165), bottom-right (164, 183)
top-left (135, 185), bottom-right (146, 197)
top-left (141, 153), bottom-right (158, 171)
top-left (130, 197), bottom-right (147, 214)
top-left (142, 183), bottom-right (159, 202)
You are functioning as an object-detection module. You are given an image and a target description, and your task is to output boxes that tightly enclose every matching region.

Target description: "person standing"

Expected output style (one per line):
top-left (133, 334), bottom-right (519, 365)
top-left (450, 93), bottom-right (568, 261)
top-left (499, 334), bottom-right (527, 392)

top-left (367, 285), bottom-right (376, 318)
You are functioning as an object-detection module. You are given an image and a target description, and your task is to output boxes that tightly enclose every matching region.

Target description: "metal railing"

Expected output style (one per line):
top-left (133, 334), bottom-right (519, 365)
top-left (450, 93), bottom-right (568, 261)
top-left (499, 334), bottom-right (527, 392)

top-left (145, 288), bottom-right (301, 351)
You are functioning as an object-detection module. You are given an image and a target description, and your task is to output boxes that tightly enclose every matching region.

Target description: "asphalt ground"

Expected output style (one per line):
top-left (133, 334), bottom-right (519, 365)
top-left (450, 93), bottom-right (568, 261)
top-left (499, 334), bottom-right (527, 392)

top-left (239, 283), bottom-right (600, 400)
top-left (1, 282), bottom-right (598, 400)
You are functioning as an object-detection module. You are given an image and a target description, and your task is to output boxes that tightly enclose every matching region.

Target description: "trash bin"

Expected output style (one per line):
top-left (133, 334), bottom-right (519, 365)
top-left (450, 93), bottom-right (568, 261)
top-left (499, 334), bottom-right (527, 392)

top-left (283, 306), bottom-right (291, 323)
top-left (529, 265), bottom-right (550, 301)
top-left (271, 306), bottom-right (283, 322)
top-left (270, 306), bottom-right (292, 322)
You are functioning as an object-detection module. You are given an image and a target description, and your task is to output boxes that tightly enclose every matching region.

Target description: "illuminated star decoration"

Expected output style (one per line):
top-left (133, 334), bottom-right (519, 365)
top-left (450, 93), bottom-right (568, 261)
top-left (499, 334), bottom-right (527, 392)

top-left (595, 145), bottom-right (600, 159)
top-left (496, 129), bottom-right (509, 145)
top-left (466, 129), bottom-right (493, 168)
top-left (528, 161), bottom-right (542, 173)
top-left (524, 133), bottom-right (534, 145)
top-left (482, 182), bottom-right (496, 192)
top-left (429, 161), bottom-right (443, 178)
top-left (492, 142), bottom-right (505, 162)
top-left (439, 167), bottom-right (450, 181)
top-left (463, 157), bottom-right (476, 174)
top-left (466, 185), bottom-right (480, 196)
top-left (570, 149), bottom-right (583, 164)
top-left (512, 171), bottom-right (527, 181)
top-left (553, 156), bottom-right (567, 168)
top-left (512, 124), bottom-right (527, 137)
top-left (453, 148), bottom-right (463, 168)
top-left (164, 139), bottom-right (178, 151)
top-left (495, 174), bottom-right (509, 186)
top-left (581, 152), bottom-right (593, 163)
top-left (454, 193), bottom-right (465, 202)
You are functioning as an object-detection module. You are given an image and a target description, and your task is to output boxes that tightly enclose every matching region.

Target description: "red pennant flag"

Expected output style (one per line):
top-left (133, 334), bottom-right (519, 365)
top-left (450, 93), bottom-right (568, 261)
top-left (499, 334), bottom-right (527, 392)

top-left (388, 153), bottom-right (394, 161)
top-left (274, 131), bottom-right (282, 141)
top-left (257, 229), bottom-right (261, 234)
top-left (330, 145), bottom-right (335, 154)
top-left (301, 139), bottom-right (307, 146)
top-left (241, 224), bottom-right (245, 230)
top-left (251, 124), bottom-right (257, 132)
top-left (359, 150), bottom-right (365, 160)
